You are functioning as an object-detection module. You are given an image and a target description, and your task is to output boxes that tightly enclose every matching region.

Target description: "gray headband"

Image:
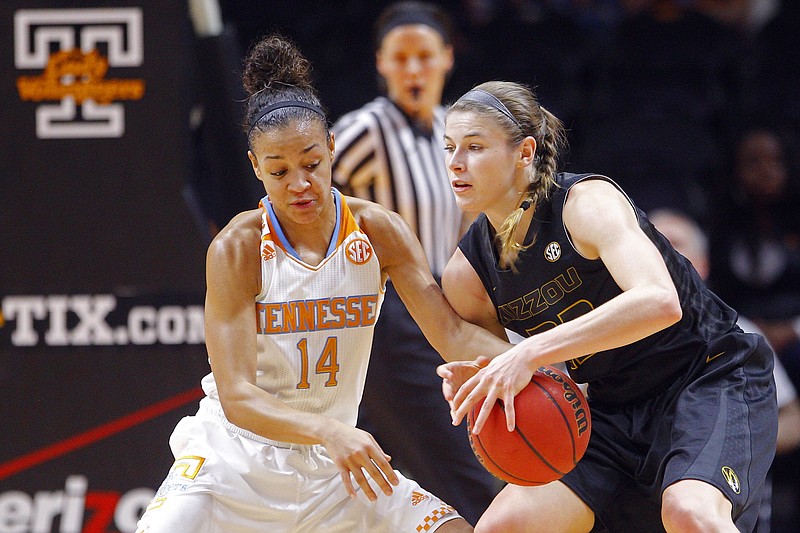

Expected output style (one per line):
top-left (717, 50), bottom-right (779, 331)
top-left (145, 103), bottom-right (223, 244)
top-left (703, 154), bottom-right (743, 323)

top-left (248, 100), bottom-right (325, 138)
top-left (456, 89), bottom-right (524, 132)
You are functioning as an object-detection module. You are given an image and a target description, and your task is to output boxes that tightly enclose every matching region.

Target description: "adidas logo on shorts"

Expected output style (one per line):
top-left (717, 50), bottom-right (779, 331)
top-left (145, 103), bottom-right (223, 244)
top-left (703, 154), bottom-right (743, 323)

top-left (411, 491), bottom-right (430, 506)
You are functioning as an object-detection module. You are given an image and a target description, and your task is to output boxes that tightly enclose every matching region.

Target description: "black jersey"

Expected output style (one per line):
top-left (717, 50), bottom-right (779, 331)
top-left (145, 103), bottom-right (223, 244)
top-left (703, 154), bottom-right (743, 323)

top-left (459, 173), bottom-right (746, 404)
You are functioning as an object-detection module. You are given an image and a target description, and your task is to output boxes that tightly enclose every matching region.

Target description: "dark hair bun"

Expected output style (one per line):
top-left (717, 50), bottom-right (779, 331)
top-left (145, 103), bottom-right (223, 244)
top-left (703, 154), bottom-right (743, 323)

top-left (241, 34), bottom-right (313, 96)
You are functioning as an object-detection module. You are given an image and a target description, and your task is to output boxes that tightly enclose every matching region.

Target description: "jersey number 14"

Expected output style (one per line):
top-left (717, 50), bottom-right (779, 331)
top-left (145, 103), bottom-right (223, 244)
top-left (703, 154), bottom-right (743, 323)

top-left (296, 337), bottom-right (340, 388)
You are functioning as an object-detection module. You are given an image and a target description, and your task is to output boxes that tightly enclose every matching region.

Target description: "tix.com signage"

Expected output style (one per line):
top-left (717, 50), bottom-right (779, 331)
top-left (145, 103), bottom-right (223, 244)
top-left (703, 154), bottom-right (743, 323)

top-left (0, 294), bottom-right (205, 347)
top-left (14, 8), bottom-right (146, 139)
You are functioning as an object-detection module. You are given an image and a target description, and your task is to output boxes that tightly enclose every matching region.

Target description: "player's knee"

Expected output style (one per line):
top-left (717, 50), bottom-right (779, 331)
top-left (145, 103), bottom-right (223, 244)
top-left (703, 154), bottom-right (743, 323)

top-left (474, 516), bottom-right (507, 533)
top-left (661, 501), bottom-right (704, 532)
top-left (475, 510), bottom-right (581, 533)
top-left (661, 483), bottom-right (732, 532)
top-left (475, 505), bottom-right (529, 533)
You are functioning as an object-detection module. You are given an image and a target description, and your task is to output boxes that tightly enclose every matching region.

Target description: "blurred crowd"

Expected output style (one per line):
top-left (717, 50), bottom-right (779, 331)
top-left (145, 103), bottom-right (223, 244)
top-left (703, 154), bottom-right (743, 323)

top-left (195, 1), bottom-right (800, 530)
top-left (217, 0), bottom-right (799, 218)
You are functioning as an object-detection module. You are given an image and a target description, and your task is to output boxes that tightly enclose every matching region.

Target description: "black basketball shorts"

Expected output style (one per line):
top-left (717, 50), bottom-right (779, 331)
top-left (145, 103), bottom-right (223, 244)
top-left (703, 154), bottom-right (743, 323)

top-left (561, 332), bottom-right (778, 533)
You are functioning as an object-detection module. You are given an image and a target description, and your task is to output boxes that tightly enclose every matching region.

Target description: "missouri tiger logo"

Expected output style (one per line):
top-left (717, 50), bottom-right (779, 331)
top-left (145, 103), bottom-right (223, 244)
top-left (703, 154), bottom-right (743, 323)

top-left (721, 466), bottom-right (741, 494)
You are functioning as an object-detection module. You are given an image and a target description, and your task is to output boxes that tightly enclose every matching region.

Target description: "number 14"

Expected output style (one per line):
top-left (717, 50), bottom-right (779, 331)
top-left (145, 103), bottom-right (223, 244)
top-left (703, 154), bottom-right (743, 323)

top-left (296, 337), bottom-right (340, 388)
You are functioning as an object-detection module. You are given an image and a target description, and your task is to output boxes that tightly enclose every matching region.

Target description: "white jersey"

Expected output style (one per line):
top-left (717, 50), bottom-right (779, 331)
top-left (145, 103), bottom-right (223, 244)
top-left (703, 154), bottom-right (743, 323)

top-left (138, 190), bottom-right (463, 532)
top-left (202, 189), bottom-right (384, 427)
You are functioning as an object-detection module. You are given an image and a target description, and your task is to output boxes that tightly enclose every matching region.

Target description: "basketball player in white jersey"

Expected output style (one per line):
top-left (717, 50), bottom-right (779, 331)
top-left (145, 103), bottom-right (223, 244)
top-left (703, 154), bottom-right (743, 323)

top-left (135, 34), bottom-right (510, 533)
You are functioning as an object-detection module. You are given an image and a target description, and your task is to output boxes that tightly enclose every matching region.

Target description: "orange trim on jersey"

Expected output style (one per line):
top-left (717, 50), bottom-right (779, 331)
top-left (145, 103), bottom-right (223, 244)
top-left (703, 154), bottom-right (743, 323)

top-left (260, 201), bottom-right (290, 256)
top-left (337, 195), bottom-right (363, 246)
top-left (260, 193), bottom-right (366, 263)
top-left (266, 222), bottom-right (291, 256)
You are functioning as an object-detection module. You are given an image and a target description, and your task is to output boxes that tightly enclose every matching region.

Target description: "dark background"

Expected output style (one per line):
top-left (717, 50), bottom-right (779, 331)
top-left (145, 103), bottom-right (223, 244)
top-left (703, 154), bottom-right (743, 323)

top-left (1, 1), bottom-right (798, 531)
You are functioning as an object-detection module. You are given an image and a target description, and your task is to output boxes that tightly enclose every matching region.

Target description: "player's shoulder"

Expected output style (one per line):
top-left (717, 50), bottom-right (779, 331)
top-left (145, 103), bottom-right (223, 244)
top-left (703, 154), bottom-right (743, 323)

top-left (565, 175), bottom-right (631, 216)
top-left (205, 210), bottom-right (263, 293)
top-left (443, 246), bottom-right (479, 287)
top-left (565, 174), bottom-right (617, 194)
top-left (345, 195), bottom-right (413, 253)
top-left (345, 195), bottom-right (400, 229)
top-left (207, 209), bottom-right (262, 260)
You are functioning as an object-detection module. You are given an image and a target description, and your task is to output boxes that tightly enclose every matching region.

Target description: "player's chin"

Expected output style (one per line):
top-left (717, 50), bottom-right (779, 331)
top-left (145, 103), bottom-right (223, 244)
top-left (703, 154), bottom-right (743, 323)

top-left (453, 192), bottom-right (477, 212)
top-left (288, 201), bottom-right (323, 222)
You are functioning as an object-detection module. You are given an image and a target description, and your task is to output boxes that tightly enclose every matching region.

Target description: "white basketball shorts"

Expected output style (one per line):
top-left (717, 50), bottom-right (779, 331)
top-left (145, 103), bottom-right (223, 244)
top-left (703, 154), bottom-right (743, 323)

top-left (136, 397), bottom-right (462, 532)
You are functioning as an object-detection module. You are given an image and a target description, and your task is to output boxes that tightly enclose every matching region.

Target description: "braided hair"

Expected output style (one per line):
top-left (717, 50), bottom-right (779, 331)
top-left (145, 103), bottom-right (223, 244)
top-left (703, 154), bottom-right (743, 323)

top-left (449, 81), bottom-right (567, 269)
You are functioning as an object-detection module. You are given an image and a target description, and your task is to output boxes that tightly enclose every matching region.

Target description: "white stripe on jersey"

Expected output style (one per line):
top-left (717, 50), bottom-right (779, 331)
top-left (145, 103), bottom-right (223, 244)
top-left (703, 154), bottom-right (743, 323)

top-left (332, 97), bottom-right (462, 277)
top-left (254, 190), bottom-right (384, 427)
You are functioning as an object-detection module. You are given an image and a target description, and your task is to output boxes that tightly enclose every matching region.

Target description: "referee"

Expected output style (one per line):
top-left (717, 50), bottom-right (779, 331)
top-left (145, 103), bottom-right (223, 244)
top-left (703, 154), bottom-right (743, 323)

top-left (331, 2), bottom-right (499, 526)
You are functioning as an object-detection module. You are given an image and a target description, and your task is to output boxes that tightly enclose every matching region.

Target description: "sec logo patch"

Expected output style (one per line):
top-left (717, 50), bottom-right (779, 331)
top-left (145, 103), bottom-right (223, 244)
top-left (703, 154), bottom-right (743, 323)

top-left (346, 238), bottom-right (373, 265)
top-left (544, 241), bottom-right (561, 262)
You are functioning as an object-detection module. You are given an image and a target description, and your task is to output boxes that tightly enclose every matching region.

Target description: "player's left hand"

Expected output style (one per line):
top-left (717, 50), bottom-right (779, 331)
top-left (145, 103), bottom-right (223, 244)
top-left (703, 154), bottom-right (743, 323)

top-left (450, 346), bottom-right (535, 434)
top-left (320, 422), bottom-right (399, 502)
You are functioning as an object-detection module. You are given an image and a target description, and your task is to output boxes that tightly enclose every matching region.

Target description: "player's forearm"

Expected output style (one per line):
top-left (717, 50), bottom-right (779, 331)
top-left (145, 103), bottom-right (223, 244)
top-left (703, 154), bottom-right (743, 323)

top-left (416, 298), bottom-right (511, 362)
top-left (219, 381), bottom-right (329, 445)
top-left (516, 285), bottom-right (682, 369)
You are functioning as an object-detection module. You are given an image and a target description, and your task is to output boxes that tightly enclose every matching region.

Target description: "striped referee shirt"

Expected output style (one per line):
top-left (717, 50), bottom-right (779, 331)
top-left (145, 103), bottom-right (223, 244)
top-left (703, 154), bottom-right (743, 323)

top-left (331, 97), bottom-right (465, 277)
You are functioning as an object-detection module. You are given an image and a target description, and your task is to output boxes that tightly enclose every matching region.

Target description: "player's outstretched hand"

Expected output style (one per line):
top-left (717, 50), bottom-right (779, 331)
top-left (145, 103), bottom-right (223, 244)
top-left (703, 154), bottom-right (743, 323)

top-left (321, 422), bottom-right (399, 502)
top-left (450, 347), bottom-right (535, 434)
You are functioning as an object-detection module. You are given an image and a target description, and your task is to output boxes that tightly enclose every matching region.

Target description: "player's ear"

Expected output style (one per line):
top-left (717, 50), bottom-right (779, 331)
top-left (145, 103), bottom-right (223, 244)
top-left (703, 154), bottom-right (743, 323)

top-left (248, 150), bottom-right (263, 182)
top-left (328, 131), bottom-right (335, 159)
top-left (517, 137), bottom-right (537, 168)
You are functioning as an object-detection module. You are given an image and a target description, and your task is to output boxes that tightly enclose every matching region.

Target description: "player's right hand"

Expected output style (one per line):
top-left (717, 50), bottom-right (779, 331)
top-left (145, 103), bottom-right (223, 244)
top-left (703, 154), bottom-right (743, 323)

top-left (437, 356), bottom-right (490, 411)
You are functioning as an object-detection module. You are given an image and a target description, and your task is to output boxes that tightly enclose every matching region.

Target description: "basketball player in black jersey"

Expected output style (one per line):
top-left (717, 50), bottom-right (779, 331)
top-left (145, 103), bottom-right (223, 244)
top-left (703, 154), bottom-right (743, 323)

top-left (437, 81), bottom-right (778, 532)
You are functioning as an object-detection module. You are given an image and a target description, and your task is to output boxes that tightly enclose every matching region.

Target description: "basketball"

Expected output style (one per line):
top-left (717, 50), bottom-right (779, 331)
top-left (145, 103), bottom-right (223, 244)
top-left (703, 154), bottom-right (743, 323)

top-left (467, 365), bottom-right (591, 486)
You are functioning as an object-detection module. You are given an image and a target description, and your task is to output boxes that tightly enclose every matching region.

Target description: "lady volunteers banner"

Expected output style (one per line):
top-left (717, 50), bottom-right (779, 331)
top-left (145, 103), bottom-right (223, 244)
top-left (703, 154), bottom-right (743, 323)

top-left (0, 2), bottom-right (225, 531)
